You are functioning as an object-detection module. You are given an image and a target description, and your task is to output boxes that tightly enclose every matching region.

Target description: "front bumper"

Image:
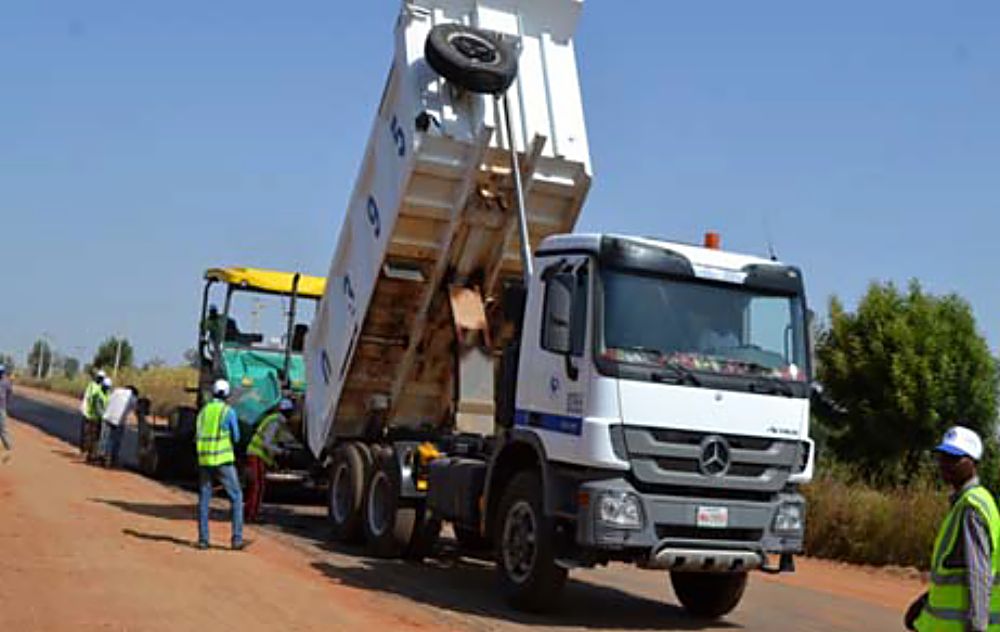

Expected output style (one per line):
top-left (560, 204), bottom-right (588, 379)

top-left (575, 478), bottom-right (804, 571)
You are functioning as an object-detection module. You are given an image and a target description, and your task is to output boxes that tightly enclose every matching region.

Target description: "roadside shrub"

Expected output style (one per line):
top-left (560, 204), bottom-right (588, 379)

top-left (803, 461), bottom-right (948, 569)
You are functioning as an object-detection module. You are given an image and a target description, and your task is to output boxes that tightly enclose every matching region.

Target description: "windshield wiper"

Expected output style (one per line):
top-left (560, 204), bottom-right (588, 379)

top-left (747, 374), bottom-right (794, 397)
top-left (609, 346), bottom-right (702, 387)
top-left (652, 362), bottom-right (702, 387)
top-left (722, 359), bottom-right (795, 397)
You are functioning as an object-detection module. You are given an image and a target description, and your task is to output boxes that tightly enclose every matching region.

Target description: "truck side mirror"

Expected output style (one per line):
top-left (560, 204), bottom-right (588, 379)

top-left (806, 308), bottom-right (817, 375)
top-left (542, 272), bottom-right (575, 355)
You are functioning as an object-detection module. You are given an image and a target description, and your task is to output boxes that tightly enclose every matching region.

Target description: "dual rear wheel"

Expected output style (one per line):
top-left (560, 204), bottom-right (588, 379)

top-left (327, 442), bottom-right (439, 559)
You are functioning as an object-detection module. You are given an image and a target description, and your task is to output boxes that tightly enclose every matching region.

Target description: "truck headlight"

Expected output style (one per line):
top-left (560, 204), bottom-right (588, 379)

top-left (597, 492), bottom-right (644, 530)
top-left (773, 503), bottom-right (804, 533)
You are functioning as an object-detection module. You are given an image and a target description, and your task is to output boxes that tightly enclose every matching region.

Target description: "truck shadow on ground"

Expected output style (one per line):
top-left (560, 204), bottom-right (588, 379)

top-left (88, 499), bottom-right (739, 630)
top-left (258, 508), bottom-right (739, 631)
top-left (310, 557), bottom-right (740, 631)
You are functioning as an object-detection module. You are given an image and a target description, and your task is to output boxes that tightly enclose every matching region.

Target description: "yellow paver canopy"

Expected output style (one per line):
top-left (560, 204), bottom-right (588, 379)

top-left (204, 267), bottom-right (326, 299)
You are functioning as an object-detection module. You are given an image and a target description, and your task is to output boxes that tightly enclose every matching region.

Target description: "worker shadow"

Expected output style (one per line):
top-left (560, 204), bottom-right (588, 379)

top-left (91, 498), bottom-right (229, 522)
top-left (122, 528), bottom-right (199, 549)
top-left (309, 557), bottom-right (742, 630)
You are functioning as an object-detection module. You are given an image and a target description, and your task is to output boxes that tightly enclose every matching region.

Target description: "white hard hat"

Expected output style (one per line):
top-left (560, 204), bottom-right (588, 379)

top-left (278, 398), bottom-right (295, 412)
top-left (96, 369), bottom-right (107, 379)
top-left (212, 379), bottom-right (231, 398)
top-left (102, 377), bottom-right (113, 389)
top-left (935, 426), bottom-right (983, 461)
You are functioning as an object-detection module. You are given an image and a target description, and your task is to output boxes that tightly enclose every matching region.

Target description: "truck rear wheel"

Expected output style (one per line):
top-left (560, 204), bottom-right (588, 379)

top-left (670, 571), bottom-right (748, 619)
top-left (398, 504), bottom-right (441, 561)
top-left (137, 438), bottom-right (160, 478)
top-left (327, 442), bottom-right (372, 542)
top-left (495, 471), bottom-right (567, 612)
top-left (362, 449), bottom-right (415, 558)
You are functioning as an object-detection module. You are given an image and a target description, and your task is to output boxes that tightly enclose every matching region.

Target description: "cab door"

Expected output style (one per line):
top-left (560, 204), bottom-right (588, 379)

top-left (515, 254), bottom-right (592, 447)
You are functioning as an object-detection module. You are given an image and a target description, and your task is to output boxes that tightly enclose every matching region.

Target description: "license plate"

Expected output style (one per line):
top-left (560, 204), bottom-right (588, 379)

top-left (696, 506), bottom-right (729, 529)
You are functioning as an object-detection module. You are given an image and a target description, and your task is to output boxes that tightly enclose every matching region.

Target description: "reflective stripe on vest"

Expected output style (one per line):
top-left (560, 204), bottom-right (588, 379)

top-left (247, 413), bottom-right (280, 467)
top-left (196, 401), bottom-right (235, 467)
top-left (916, 485), bottom-right (1000, 632)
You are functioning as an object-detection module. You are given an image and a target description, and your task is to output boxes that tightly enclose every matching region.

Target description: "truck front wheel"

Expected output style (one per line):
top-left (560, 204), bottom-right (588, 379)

top-left (670, 571), bottom-right (748, 619)
top-left (495, 471), bottom-right (567, 612)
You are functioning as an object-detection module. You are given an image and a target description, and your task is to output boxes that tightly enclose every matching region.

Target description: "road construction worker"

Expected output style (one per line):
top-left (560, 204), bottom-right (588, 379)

top-left (0, 364), bottom-right (13, 463)
top-left (905, 426), bottom-right (1000, 632)
top-left (99, 385), bottom-right (138, 468)
top-left (79, 370), bottom-right (106, 452)
top-left (195, 379), bottom-right (244, 550)
top-left (245, 398), bottom-right (296, 523)
top-left (84, 377), bottom-right (112, 463)
top-left (204, 305), bottom-right (241, 346)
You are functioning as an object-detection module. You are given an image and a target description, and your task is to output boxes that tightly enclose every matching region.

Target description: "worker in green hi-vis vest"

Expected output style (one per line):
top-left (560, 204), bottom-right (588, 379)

top-left (195, 379), bottom-right (244, 551)
top-left (906, 426), bottom-right (1000, 632)
top-left (245, 398), bottom-right (296, 523)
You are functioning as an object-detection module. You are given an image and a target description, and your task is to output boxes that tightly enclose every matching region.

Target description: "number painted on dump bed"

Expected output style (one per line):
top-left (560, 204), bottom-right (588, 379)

top-left (366, 196), bottom-right (381, 240)
top-left (320, 350), bottom-right (332, 385)
top-left (390, 115), bottom-right (406, 157)
top-left (343, 275), bottom-right (357, 318)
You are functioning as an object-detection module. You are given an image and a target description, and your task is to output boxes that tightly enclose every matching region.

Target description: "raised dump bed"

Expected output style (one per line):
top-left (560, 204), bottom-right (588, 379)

top-left (305, 0), bottom-right (592, 456)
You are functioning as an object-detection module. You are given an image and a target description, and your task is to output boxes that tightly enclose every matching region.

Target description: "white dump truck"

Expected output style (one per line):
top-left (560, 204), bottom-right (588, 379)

top-left (305, 0), bottom-right (814, 617)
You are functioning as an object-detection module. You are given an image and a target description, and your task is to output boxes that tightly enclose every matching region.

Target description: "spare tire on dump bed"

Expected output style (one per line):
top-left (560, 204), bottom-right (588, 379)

top-left (425, 23), bottom-right (518, 94)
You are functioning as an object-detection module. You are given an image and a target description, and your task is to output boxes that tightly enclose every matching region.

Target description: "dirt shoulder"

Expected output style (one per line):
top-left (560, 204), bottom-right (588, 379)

top-left (1, 388), bottom-right (928, 631)
top-left (0, 417), bottom-right (440, 631)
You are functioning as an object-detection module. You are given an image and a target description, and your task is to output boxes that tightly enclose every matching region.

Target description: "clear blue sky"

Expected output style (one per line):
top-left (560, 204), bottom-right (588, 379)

top-left (2, 1), bottom-right (998, 366)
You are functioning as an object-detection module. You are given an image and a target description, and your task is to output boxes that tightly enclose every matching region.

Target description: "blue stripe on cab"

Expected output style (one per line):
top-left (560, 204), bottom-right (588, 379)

top-left (514, 409), bottom-right (583, 436)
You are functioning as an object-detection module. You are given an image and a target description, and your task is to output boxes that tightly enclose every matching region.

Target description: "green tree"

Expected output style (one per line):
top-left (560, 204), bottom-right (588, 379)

top-left (63, 356), bottom-right (81, 379)
top-left (0, 353), bottom-right (15, 372)
top-left (27, 340), bottom-right (54, 377)
top-left (92, 337), bottom-right (134, 372)
top-left (816, 281), bottom-right (999, 481)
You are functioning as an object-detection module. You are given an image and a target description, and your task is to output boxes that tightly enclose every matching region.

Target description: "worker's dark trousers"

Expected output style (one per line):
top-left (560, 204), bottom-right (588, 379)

top-left (82, 419), bottom-right (101, 460)
top-left (78, 416), bottom-right (88, 452)
top-left (246, 455), bottom-right (266, 522)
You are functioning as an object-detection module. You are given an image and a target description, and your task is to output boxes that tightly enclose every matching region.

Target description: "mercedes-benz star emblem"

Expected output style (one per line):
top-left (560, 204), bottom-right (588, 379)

top-left (699, 436), bottom-right (731, 477)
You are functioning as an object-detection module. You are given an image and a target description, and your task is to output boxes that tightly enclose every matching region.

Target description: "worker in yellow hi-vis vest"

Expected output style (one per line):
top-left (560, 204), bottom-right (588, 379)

top-left (906, 426), bottom-right (1000, 632)
top-left (245, 398), bottom-right (296, 523)
top-left (195, 379), bottom-right (244, 551)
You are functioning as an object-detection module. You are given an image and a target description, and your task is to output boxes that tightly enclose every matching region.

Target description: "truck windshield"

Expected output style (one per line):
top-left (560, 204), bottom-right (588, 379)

top-left (599, 269), bottom-right (808, 383)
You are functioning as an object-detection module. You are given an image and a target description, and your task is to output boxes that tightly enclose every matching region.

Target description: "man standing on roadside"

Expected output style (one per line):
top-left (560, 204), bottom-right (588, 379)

top-left (99, 385), bottom-right (138, 468)
top-left (84, 377), bottom-right (112, 463)
top-left (0, 365), bottom-right (14, 463)
top-left (79, 369), bottom-right (106, 453)
top-left (245, 398), bottom-right (295, 523)
top-left (195, 379), bottom-right (244, 551)
top-left (906, 426), bottom-right (1000, 632)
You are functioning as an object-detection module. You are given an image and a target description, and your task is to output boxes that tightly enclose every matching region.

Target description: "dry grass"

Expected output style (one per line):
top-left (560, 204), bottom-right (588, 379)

top-left (803, 462), bottom-right (948, 570)
top-left (21, 367), bottom-right (197, 418)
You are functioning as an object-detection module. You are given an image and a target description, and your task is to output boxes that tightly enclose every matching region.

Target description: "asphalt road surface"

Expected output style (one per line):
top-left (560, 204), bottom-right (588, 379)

top-left (4, 389), bottom-right (918, 631)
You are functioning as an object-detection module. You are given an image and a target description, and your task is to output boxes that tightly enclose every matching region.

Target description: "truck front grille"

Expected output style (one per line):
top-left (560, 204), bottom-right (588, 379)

top-left (624, 427), bottom-right (801, 496)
